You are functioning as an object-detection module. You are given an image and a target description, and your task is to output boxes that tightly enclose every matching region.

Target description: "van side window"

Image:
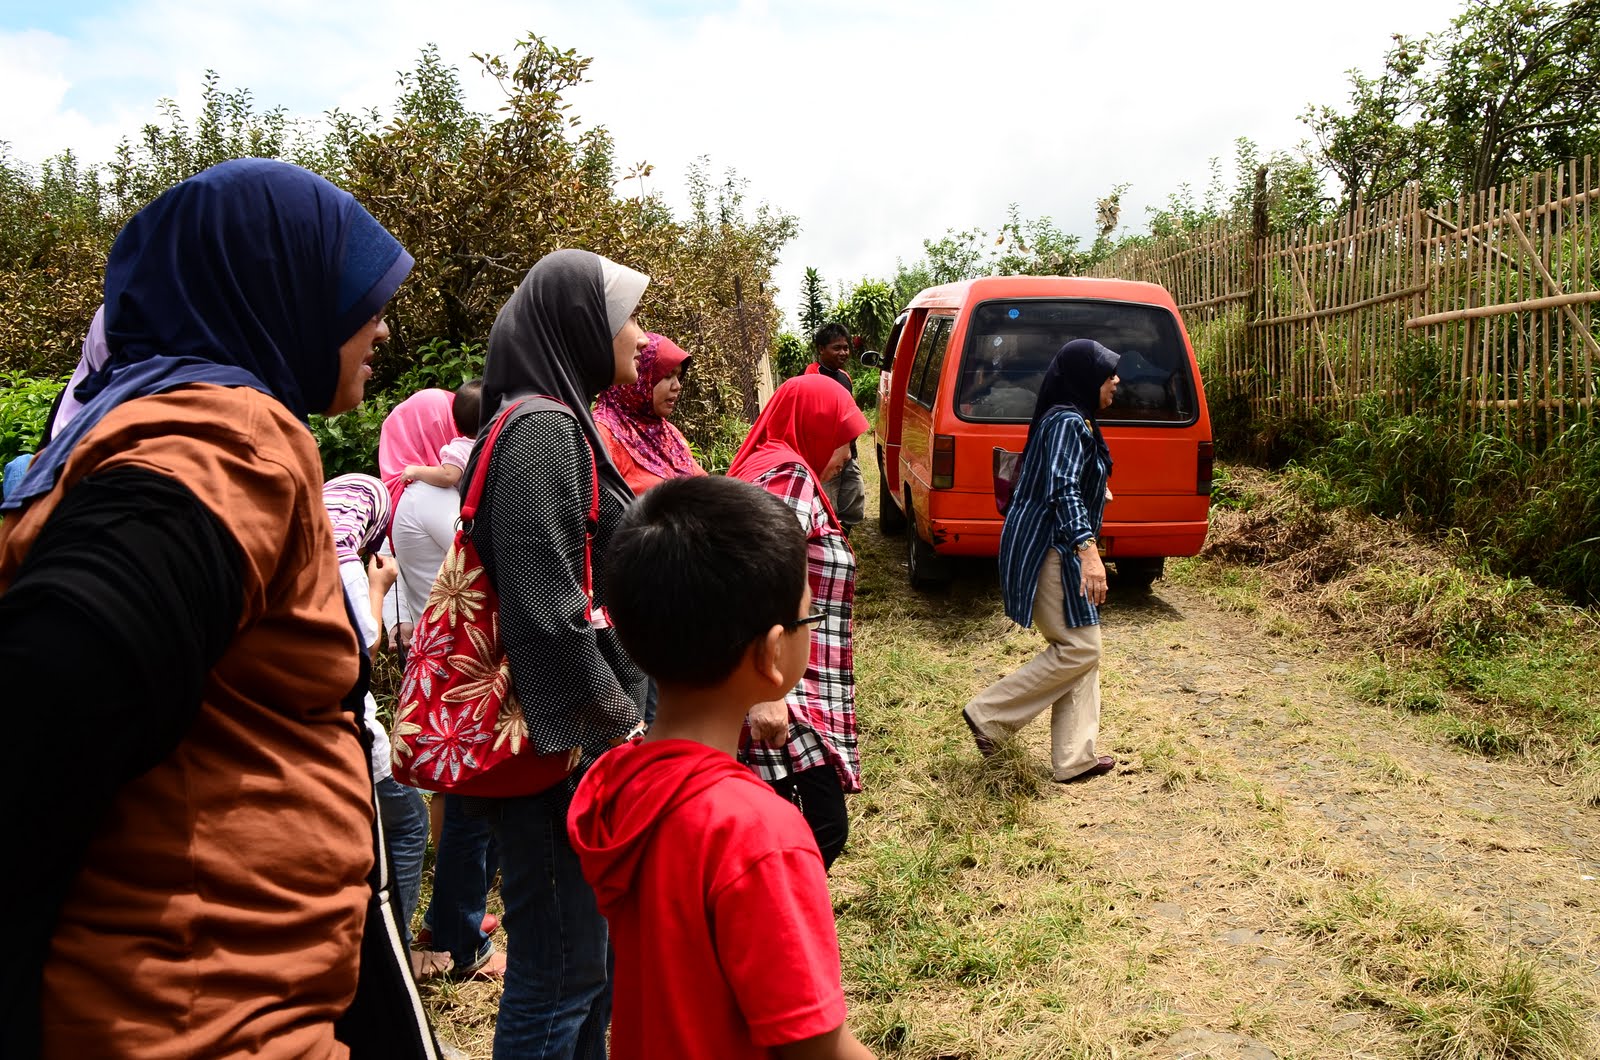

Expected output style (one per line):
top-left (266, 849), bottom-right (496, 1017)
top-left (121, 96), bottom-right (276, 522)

top-left (907, 315), bottom-right (954, 409)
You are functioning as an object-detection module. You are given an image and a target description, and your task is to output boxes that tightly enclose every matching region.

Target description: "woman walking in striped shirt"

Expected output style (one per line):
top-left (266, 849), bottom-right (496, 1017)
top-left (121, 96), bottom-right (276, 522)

top-left (963, 339), bottom-right (1122, 783)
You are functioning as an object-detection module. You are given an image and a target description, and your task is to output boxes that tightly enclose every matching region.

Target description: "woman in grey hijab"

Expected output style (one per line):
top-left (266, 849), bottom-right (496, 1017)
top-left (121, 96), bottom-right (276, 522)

top-left (466, 248), bottom-right (650, 1058)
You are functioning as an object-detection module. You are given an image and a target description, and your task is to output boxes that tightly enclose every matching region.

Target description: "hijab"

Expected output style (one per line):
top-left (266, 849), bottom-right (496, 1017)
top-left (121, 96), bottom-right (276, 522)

top-left (48, 305), bottom-right (111, 441)
top-left (1025, 338), bottom-right (1121, 476)
top-left (323, 473), bottom-right (392, 565)
top-left (377, 388), bottom-right (459, 521)
top-left (727, 374), bottom-right (870, 526)
top-left (592, 332), bottom-right (699, 482)
top-left (5, 158), bottom-right (413, 512)
top-left (482, 249), bottom-right (648, 511)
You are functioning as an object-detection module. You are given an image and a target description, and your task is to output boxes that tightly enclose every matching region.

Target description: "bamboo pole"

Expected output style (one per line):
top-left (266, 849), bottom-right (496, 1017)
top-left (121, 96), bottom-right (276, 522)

top-left (1585, 155), bottom-right (1595, 405)
top-left (1180, 290), bottom-right (1252, 313)
top-left (1366, 197), bottom-right (1382, 411)
top-left (1425, 185), bottom-right (1600, 243)
top-left (1469, 396), bottom-right (1596, 409)
top-left (1491, 186), bottom-right (1504, 438)
top-left (1406, 288), bottom-right (1600, 327)
top-left (1476, 188), bottom-right (1492, 433)
top-left (1515, 176), bottom-right (1530, 442)
top-left (1252, 283), bottom-right (1431, 327)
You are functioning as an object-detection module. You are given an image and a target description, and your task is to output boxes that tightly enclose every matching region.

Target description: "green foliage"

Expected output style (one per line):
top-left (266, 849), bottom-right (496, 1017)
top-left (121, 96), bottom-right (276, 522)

top-left (0, 38), bottom-right (797, 463)
top-left (1145, 138), bottom-right (1329, 238)
top-left (1428, 0), bottom-right (1600, 194)
top-left (1260, 402), bottom-right (1600, 604)
top-left (309, 337), bottom-right (484, 479)
top-left (106, 70), bottom-right (323, 219)
top-left (0, 371), bottom-right (60, 464)
top-left (1301, 0), bottom-right (1600, 201)
top-left (1302, 35), bottom-right (1441, 209)
top-left (308, 398), bottom-right (394, 481)
top-left (852, 368), bottom-right (881, 411)
top-left (685, 412), bottom-right (752, 475)
top-left (890, 258), bottom-right (935, 311)
top-left (396, 338), bottom-right (485, 394)
top-left (833, 279), bottom-right (896, 350)
top-left (798, 267), bottom-right (828, 340)
top-left (771, 331), bottom-right (809, 382)
top-left (990, 204), bottom-right (1084, 276)
top-left (0, 148), bottom-right (116, 376)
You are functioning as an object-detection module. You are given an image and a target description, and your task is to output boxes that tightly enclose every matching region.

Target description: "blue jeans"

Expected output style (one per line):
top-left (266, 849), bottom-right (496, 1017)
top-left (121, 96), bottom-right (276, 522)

top-left (375, 776), bottom-right (429, 948)
top-left (427, 794), bottom-right (495, 968)
top-left (478, 785), bottom-right (610, 1060)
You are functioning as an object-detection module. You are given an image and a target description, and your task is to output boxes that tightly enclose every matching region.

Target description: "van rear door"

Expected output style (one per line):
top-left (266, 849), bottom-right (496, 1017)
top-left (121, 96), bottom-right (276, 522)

top-left (950, 296), bottom-right (1208, 516)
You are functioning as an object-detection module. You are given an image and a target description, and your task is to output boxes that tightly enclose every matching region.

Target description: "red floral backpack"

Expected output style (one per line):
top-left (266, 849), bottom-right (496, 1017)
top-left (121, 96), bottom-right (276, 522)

top-left (390, 397), bottom-right (598, 796)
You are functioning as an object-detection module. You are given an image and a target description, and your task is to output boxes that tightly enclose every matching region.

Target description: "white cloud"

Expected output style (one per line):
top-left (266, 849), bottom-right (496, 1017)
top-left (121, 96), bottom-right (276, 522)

top-left (2, 0), bottom-right (1465, 328)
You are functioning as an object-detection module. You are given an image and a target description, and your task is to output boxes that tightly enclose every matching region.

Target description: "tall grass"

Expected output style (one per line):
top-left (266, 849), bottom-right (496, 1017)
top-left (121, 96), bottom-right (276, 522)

top-left (1221, 393), bottom-right (1600, 604)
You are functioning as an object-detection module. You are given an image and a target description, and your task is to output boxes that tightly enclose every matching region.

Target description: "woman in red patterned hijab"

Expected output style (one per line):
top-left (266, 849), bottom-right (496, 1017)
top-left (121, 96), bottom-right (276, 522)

top-left (593, 332), bottom-right (705, 494)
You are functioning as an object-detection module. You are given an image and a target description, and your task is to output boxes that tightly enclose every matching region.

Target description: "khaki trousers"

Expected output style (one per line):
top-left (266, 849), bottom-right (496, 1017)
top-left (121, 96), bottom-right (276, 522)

top-left (965, 550), bottom-right (1103, 781)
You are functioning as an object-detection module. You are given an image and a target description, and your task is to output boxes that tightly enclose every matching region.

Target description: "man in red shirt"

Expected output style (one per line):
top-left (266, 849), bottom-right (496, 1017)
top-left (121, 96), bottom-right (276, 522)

top-left (803, 323), bottom-right (866, 534)
top-left (570, 476), bottom-right (874, 1060)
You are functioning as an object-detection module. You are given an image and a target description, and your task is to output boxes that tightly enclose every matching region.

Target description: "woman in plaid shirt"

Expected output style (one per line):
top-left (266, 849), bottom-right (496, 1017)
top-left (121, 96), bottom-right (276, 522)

top-left (729, 375), bottom-right (870, 869)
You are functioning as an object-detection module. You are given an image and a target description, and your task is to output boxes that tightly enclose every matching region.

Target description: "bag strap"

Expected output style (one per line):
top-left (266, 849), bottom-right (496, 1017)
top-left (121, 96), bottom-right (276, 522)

top-left (459, 400), bottom-right (529, 523)
top-left (578, 416), bottom-right (605, 628)
top-left (460, 396), bottom-right (608, 628)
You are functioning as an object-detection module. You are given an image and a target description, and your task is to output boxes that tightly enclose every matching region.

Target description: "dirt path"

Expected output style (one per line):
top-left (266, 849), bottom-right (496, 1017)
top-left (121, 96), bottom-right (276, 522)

top-left (842, 471), bottom-right (1599, 1059)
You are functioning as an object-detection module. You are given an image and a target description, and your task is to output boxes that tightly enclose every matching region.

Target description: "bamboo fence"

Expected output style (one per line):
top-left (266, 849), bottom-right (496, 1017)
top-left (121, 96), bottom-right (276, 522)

top-left (1090, 157), bottom-right (1599, 446)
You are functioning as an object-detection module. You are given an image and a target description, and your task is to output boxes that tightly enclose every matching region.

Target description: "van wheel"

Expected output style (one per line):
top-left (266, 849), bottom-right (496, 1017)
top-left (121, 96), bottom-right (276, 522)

top-left (878, 460), bottom-right (907, 535)
top-left (905, 494), bottom-right (951, 591)
top-left (1114, 557), bottom-right (1164, 592)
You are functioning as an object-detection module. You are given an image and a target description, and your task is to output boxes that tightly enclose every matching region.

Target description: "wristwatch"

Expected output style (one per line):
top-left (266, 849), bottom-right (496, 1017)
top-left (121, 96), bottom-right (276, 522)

top-left (1075, 537), bottom-right (1097, 554)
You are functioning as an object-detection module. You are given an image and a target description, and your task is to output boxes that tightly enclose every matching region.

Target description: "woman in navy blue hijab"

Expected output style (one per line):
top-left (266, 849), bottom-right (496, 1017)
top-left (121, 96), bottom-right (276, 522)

top-left (0, 160), bottom-right (436, 1059)
top-left (962, 338), bottom-right (1123, 786)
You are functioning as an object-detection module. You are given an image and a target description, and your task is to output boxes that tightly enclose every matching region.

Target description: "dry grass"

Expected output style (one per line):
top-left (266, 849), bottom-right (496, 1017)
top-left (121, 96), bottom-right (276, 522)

top-left (1297, 885), bottom-right (1591, 1060)
top-left (1204, 465), bottom-right (1600, 778)
top-left (412, 455), bottom-right (1598, 1058)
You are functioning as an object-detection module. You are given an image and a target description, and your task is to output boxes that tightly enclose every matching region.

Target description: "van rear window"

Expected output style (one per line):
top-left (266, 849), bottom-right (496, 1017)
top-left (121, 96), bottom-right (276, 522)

top-left (955, 299), bottom-right (1198, 425)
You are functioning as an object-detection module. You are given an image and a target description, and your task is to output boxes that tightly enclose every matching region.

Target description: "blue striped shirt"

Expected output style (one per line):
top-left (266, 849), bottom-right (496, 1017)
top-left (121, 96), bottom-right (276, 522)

top-left (998, 407), bottom-right (1110, 629)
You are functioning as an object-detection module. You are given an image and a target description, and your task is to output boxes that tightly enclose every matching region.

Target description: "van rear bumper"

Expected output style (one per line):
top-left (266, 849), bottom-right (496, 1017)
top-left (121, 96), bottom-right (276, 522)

top-left (928, 515), bottom-right (1209, 559)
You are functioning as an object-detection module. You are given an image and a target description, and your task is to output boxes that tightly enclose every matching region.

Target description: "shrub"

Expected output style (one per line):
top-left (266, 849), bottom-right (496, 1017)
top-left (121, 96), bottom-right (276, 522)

top-left (0, 372), bottom-right (61, 464)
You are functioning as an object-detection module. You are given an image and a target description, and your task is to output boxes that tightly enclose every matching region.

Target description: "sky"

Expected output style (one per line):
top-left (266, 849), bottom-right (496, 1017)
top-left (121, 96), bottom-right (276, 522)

top-left (0, 0), bottom-right (1468, 329)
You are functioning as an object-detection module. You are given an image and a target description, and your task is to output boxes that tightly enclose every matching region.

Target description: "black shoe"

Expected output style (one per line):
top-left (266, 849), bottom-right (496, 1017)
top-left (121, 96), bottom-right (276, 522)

top-left (962, 708), bottom-right (999, 757)
top-left (1056, 755), bottom-right (1117, 782)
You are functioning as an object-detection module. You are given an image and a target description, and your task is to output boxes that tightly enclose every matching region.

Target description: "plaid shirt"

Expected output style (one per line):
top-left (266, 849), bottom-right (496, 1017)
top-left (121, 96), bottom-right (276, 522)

top-left (742, 463), bottom-right (861, 793)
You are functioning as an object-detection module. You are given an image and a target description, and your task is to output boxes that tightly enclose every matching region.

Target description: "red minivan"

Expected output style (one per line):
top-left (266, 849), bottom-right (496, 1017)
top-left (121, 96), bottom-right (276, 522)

top-left (866, 275), bottom-right (1213, 589)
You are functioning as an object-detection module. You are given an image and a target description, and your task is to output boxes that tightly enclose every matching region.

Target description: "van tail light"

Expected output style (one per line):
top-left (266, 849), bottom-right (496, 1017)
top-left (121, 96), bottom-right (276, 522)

top-left (1197, 441), bottom-right (1215, 496)
top-left (933, 434), bottom-right (956, 489)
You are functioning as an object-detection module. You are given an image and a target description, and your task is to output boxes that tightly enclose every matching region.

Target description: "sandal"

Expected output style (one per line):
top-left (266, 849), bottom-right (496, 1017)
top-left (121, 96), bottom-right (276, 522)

top-left (451, 945), bottom-right (507, 981)
top-left (409, 948), bottom-right (454, 981)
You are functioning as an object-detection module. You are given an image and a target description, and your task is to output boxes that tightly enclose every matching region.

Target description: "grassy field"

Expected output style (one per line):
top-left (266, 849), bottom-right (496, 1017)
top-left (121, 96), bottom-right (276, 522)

top-left (422, 460), bottom-right (1600, 1058)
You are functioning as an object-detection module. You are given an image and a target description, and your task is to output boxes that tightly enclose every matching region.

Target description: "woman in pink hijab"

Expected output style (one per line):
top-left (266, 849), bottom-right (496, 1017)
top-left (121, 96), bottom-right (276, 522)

top-left (378, 386), bottom-right (466, 642)
top-left (593, 332), bottom-right (705, 494)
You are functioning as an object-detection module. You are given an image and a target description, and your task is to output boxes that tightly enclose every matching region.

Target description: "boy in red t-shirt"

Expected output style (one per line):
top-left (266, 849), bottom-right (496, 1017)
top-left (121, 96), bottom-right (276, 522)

top-left (569, 475), bottom-right (875, 1060)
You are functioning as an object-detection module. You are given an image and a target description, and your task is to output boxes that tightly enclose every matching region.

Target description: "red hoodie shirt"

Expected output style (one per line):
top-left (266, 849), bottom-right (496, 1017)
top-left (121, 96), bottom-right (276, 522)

top-left (568, 739), bottom-right (846, 1058)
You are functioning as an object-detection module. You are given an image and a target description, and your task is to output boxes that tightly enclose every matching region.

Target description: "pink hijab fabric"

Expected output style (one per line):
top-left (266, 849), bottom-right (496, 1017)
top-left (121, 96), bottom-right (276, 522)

top-left (49, 306), bottom-right (111, 441)
top-left (592, 333), bottom-right (700, 481)
top-left (378, 387), bottom-right (459, 521)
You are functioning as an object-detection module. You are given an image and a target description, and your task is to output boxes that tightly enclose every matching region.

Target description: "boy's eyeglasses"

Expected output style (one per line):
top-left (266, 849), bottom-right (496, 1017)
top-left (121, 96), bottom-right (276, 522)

top-left (783, 611), bottom-right (828, 631)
